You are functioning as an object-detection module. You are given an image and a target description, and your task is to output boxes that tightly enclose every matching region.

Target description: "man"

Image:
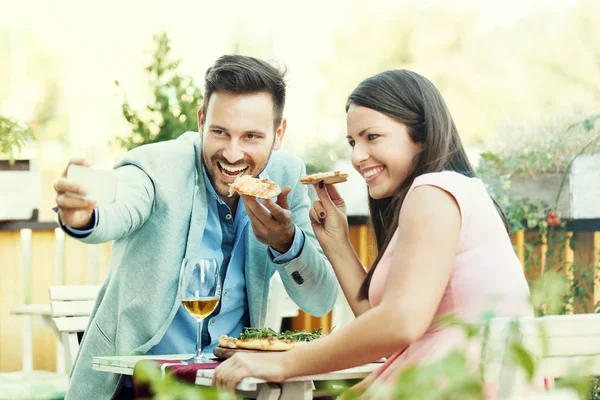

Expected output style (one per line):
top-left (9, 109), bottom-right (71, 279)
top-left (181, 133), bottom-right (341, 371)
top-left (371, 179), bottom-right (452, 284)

top-left (53, 55), bottom-right (338, 399)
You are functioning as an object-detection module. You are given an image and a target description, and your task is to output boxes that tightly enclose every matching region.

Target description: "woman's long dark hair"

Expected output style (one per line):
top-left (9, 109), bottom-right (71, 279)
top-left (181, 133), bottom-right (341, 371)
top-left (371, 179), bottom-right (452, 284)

top-left (352, 70), bottom-right (508, 301)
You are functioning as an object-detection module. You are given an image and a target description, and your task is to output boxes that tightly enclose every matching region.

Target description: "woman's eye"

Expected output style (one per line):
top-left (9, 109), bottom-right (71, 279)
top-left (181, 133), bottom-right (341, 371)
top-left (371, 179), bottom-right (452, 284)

top-left (348, 140), bottom-right (355, 147)
top-left (367, 134), bottom-right (380, 141)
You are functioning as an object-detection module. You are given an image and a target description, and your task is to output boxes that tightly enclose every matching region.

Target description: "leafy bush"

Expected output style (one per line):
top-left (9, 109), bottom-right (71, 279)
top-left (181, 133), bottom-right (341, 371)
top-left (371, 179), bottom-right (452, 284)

top-left (0, 116), bottom-right (35, 163)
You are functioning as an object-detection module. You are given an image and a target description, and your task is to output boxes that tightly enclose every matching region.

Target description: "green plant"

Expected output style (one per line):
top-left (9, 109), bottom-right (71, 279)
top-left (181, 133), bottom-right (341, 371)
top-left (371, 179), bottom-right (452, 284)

top-left (115, 31), bottom-right (203, 151)
top-left (0, 116), bottom-right (35, 164)
top-left (488, 114), bottom-right (600, 177)
top-left (133, 361), bottom-right (235, 400)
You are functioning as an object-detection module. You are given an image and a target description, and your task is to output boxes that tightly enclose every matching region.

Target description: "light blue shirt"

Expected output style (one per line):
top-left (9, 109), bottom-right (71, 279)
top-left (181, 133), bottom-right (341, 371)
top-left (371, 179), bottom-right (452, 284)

top-left (65, 169), bottom-right (305, 357)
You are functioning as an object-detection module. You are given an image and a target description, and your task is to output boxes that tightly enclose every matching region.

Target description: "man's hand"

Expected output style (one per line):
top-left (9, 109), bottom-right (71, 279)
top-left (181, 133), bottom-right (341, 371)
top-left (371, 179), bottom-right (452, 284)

top-left (53, 158), bottom-right (97, 229)
top-left (241, 185), bottom-right (295, 254)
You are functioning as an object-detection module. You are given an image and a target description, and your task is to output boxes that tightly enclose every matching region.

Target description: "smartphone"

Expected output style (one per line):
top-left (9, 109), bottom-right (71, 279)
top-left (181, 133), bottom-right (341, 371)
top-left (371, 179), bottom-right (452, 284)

top-left (67, 164), bottom-right (117, 203)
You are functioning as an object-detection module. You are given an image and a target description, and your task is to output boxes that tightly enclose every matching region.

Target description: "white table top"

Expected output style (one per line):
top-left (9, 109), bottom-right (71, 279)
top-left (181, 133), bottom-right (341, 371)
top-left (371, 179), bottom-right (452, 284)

top-left (92, 355), bottom-right (381, 391)
top-left (10, 303), bottom-right (52, 316)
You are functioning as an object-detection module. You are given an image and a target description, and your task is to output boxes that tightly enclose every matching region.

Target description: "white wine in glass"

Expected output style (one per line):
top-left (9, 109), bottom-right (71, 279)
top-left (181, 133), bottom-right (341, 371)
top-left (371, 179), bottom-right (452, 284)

top-left (180, 257), bottom-right (221, 363)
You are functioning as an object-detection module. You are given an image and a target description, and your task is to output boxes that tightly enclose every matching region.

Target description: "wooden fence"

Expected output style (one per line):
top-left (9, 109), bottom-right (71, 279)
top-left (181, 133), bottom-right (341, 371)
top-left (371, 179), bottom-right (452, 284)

top-left (0, 219), bottom-right (598, 373)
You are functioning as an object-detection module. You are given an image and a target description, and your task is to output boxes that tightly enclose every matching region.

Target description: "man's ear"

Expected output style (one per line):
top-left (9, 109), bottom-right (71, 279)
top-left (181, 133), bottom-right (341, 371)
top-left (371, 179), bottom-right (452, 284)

top-left (197, 108), bottom-right (205, 135)
top-left (273, 118), bottom-right (287, 151)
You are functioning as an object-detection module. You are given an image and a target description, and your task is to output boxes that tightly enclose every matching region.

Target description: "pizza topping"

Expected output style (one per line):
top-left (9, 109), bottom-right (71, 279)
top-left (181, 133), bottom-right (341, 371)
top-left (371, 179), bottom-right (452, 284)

top-left (217, 327), bottom-right (327, 352)
top-left (238, 327), bottom-right (325, 342)
top-left (300, 171), bottom-right (349, 185)
top-left (228, 175), bottom-right (282, 198)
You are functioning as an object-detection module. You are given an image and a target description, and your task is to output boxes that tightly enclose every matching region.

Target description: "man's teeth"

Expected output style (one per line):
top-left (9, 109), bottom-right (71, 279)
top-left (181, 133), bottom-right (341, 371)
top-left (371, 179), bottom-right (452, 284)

top-left (364, 167), bottom-right (384, 178)
top-left (219, 163), bottom-right (248, 173)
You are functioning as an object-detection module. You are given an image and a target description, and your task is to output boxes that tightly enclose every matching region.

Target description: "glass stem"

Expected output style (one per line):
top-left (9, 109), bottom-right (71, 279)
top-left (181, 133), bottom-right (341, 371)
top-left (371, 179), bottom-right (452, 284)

top-left (196, 318), bottom-right (203, 359)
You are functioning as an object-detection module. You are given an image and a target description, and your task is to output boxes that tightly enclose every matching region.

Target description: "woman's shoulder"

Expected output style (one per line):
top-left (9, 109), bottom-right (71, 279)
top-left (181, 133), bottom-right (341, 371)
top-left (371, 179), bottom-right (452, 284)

top-left (406, 171), bottom-right (486, 228)
top-left (410, 171), bottom-right (483, 196)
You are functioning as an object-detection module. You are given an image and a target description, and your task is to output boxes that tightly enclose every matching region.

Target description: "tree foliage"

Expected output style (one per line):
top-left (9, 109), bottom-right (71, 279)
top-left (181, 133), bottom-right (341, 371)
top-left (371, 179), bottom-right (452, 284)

top-left (116, 31), bottom-right (203, 151)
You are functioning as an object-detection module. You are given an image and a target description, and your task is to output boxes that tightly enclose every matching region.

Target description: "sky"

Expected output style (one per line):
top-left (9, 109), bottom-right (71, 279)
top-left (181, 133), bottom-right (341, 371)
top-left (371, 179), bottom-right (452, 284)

top-left (0, 0), bottom-right (585, 165)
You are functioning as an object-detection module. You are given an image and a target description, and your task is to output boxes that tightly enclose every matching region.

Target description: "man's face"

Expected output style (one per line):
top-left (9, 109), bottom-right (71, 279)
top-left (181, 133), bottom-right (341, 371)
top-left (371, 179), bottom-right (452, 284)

top-left (199, 91), bottom-right (286, 201)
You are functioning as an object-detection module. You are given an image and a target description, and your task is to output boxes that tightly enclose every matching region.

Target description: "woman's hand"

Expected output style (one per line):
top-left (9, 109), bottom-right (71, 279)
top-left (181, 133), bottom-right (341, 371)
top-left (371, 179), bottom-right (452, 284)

top-left (212, 352), bottom-right (288, 394)
top-left (309, 182), bottom-right (350, 254)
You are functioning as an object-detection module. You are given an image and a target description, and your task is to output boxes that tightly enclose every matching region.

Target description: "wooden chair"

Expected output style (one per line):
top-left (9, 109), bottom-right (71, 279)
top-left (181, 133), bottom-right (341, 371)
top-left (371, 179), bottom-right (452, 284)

top-left (49, 285), bottom-right (101, 374)
top-left (263, 274), bottom-right (299, 332)
top-left (483, 313), bottom-right (600, 397)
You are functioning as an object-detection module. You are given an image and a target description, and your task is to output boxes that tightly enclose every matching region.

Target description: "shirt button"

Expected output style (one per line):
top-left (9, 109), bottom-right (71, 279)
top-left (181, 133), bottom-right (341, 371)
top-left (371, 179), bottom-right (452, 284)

top-left (210, 320), bottom-right (216, 325)
top-left (224, 289), bottom-right (228, 296)
top-left (225, 214), bottom-right (232, 220)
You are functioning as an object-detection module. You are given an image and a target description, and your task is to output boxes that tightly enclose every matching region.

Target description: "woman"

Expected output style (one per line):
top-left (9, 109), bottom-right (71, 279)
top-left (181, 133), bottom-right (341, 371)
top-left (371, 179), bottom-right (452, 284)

top-left (212, 70), bottom-right (533, 398)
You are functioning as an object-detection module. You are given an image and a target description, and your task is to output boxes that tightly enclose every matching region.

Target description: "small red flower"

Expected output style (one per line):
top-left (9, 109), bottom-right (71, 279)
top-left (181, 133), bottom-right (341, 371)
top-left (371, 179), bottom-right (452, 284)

top-left (546, 210), bottom-right (561, 226)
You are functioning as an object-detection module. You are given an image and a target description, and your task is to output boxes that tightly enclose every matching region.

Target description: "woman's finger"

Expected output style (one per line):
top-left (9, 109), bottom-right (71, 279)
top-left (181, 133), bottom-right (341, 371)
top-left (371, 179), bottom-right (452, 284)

top-left (326, 183), bottom-right (346, 207)
top-left (309, 208), bottom-right (322, 226)
top-left (312, 181), bottom-right (336, 210)
top-left (312, 200), bottom-right (326, 220)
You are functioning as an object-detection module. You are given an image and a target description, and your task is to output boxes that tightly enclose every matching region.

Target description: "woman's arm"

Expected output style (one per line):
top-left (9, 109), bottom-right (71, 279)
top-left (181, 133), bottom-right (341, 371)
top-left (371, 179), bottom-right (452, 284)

top-left (325, 240), bottom-right (371, 316)
top-left (213, 185), bottom-right (462, 391)
top-left (309, 182), bottom-right (371, 316)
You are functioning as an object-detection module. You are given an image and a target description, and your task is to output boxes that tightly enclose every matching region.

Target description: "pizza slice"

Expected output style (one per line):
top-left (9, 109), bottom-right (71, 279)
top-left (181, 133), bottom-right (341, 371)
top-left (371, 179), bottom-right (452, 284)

top-left (217, 327), bottom-right (325, 351)
top-left (300, 171), bottom-right (349, 185)
top-left (228, 175), bottom-right (282, 198)
top-left (218, 335), bottom-right (238, 349)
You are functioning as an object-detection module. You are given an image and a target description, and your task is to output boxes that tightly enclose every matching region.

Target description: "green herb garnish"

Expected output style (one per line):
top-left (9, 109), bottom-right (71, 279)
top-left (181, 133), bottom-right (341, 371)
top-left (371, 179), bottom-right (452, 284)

top-left (238, 327), bottom-right (326, 342)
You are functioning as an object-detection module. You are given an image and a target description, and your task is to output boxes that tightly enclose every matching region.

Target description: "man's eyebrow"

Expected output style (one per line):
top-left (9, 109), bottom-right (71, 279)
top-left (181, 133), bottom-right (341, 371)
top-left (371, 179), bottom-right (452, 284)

top-left (208, 124), bottom-right (228, 132)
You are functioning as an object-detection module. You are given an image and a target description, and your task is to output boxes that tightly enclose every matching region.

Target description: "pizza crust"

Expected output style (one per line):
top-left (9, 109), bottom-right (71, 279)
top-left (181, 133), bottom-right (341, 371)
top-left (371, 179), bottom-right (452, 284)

top-left (236, 337), bottom-right (296, 351)
top-left (300, 171), bottom-right (348, 185)
top-left (218, 335), bottom-right (238, 349)
top-left (228, 175), bottom-right (282, 198)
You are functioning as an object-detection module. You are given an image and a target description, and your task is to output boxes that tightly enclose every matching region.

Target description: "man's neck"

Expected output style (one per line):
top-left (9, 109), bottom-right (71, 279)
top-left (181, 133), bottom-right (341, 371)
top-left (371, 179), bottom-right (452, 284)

top-left (220, 195), bottom-right (239, 218)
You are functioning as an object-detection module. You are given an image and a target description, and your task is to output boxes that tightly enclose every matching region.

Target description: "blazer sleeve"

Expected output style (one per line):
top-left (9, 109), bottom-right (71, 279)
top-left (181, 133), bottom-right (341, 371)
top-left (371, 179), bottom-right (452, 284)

top-left (63, 164), bottom-right (155, 245)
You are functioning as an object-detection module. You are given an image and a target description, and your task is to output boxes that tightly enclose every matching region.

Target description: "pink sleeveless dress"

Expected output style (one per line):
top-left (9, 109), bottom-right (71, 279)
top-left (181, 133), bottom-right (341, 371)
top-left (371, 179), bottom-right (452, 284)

top-left (364, 171), bottom-right (535, 399)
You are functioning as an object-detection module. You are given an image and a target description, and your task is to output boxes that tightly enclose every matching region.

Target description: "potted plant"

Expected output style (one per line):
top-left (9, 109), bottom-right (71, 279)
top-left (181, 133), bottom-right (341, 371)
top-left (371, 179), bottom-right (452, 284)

top-left (0, 115), bottom-right (39, 221)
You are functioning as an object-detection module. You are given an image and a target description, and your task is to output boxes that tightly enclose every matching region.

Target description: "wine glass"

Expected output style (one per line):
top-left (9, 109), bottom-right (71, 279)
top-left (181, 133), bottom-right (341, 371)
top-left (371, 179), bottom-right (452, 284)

top-left (179, 257), bottom-right (221, 363)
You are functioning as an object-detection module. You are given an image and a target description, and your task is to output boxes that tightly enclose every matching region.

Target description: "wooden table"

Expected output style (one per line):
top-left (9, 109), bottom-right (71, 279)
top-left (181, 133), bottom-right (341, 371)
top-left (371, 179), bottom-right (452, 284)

top-left (93, 355), bottom-right (381, 399)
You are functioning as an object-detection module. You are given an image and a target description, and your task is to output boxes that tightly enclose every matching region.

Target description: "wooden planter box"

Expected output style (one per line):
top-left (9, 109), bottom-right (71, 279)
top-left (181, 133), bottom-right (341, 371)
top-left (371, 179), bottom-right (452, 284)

top-left (0, 159), bottom-right (40, 221)
top-left (509, 154), bottom-right (600, 220)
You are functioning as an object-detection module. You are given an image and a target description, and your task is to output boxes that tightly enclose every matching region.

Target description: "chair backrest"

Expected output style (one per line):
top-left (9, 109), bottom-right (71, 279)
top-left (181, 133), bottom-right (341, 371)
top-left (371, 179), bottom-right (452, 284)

top-left (263, 274), bottom-right (299, 332)
top-left (483, 313), bottom-right (600, 393)
top-left (49, 285), bottom-right (101, 374)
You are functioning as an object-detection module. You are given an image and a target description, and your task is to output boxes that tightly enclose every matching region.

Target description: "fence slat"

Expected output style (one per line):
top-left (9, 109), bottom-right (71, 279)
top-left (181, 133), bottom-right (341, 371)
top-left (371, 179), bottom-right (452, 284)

top-left (30, 230), bottom-right (58, 371)
top-left (0, 231), bottom-right (24, 372)
top-left (63, 236), bottom-right (90, 285)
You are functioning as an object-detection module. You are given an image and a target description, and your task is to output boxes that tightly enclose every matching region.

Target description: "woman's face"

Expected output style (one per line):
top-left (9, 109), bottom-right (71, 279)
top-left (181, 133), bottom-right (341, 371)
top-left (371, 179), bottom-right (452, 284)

top-left (346, 104), bottom-right (423, 199)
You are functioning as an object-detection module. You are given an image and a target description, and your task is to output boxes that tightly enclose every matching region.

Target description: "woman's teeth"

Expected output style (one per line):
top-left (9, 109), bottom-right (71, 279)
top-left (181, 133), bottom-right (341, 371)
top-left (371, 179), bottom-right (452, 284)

top-left (363, 166), bottom-right (384, 179)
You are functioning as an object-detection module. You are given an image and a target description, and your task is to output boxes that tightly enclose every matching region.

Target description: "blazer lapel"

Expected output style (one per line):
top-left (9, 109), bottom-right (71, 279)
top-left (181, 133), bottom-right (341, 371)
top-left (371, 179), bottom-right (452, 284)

top-left (245, 233), bottom-right (270, 327)
top-left (181, 137), bottom-right (209, 286)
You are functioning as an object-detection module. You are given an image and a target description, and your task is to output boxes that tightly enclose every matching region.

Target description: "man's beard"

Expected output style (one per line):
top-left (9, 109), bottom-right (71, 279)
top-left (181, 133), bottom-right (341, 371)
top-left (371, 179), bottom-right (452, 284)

top-left (202, 139), bottom-right (277, 199)
top-left (203, 154), bottom-right (266, 199)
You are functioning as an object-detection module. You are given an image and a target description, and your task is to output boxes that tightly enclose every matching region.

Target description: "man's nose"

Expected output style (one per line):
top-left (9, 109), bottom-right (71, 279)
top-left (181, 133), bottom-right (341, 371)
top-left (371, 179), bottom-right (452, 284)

top-left (223, 140), bottom-right (244, 164)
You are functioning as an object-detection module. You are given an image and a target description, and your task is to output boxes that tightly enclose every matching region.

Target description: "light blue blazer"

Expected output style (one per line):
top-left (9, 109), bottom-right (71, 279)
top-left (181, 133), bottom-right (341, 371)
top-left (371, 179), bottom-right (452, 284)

top-left (64, 132), bottom-right (338, 399)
